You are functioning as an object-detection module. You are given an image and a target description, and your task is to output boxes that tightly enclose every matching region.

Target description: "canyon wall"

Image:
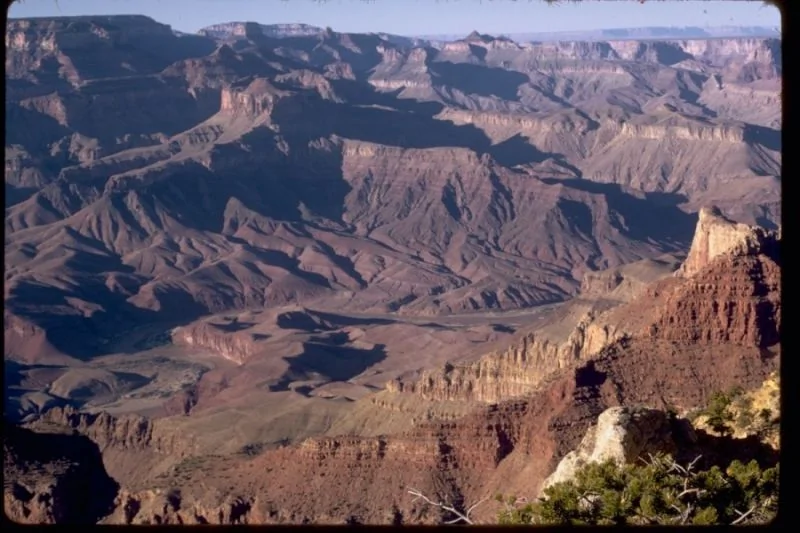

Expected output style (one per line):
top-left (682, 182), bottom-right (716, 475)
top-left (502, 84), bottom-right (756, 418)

top-left (5, 210), bottom-right (781, 524)
top-left (34, 406), bottom-right (195, 457)
top-left (388, 210), bottom-right (779, 405)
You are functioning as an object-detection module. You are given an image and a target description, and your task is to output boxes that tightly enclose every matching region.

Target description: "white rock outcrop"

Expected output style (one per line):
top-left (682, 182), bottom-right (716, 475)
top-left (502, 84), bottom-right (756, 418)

top-left (540, 406), bottom-right (680, 494)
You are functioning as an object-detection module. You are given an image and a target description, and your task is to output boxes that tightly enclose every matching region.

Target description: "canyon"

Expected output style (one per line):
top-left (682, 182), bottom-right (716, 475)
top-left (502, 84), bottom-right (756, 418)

top-left (4, 208), bottom-right (781, 524)
top-left (4, 14), bottom-right (781, 524)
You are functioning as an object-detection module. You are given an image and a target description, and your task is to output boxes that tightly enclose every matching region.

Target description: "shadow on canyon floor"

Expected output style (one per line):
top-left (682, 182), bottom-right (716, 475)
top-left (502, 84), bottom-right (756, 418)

top-left (542, 178), bottom-right (696, 246)
top-left (265, 339), bottom-right (388, 393)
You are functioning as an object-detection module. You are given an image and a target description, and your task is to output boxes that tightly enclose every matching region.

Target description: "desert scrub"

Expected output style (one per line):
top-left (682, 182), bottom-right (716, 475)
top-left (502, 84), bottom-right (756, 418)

top-left (239, 443), bottom-right (266, 457)
top-left (733, 395), bottom-right (755, 431)
top-left (703, 390), bottom-right (735, 434)
top-left (497, 454), bottom-right (778, 526)
top-left (700, 386), bottom-right (747, 434)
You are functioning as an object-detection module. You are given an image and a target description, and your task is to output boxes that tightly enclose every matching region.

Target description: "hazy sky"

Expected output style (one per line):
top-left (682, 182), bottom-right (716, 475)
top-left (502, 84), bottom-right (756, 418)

top-left (8, 0), bottom-right (782, 36)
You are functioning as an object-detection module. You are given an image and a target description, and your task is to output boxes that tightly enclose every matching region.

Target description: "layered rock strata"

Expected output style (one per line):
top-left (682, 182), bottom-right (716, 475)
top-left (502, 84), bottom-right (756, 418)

top-left (4, 212), bottom-right (780, 524)
top-left (390, 209), bottom-right (779, 405)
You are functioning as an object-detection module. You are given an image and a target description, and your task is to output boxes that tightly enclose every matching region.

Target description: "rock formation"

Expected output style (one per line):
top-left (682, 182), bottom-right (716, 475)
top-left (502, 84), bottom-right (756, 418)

top-left (541, 406), bottom-right (680, 491)
top-left (676, 206), bottom-right (779, 278)
top-left (4, 16), bottom-right (780, 365)
top-left (389, 210), bottom-right (779, 405)
top-left (3, 425), bottom-right (119, 524)
top-left (4, 210), bottom-right (780, 524)
top-left (3, 12), bottom-right (782, 525)
top-left (171, 322), bottom-right (259, 365)
top-left (33, 406), bottom-right (195, 457)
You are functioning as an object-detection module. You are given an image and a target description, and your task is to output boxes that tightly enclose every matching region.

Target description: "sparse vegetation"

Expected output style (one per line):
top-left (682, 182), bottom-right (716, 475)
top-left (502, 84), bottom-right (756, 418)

top-left (239, 443), bottom-right (265, 457)
top-left (695, 380), bottom-right (780, 439)
top-left (736, 409), bottom-right (754, 431)
top-left (704, 390), bottom-right (736, 434)
top-left (732, 394), bottom-right (754, 430)
top-left (164, 456), bottom-right (207, 483)
top-left (239, 438), bottom-right (291, 457)
top-left (496, 454), bottom-right (778, 526)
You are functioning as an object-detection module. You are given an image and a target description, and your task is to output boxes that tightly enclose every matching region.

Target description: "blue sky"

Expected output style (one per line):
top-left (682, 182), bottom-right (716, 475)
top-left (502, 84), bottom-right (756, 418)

top-left (8, 0), bottom-right (781, 36)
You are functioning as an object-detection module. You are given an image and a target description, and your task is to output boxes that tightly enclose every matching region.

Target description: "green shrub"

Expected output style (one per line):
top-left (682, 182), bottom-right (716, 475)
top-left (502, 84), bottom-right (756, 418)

top-left (498, 454), bottom-right (778, 526)
top-left (704, 391), bottom-right (735, 434)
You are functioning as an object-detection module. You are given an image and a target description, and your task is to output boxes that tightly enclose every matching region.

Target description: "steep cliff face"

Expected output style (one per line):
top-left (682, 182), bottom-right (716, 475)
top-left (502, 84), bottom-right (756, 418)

top-left (649, 257), bottom-right (780, 347)
top-left (387, 331), bottom-right (572, 402)
top-left (370, 46), bottom-right (433, 89)
top-left (617, 121), bottom-right (745, 142)
top-left (198, 22), bottom-right (325, 40)
top-left (388, 257), bottom-right (672, 404)
top-left (107, 336), bottom-right (775, 525)
top-left (219, 78), bottom-right (292, 119)
top-left (31, 406), bottom-right (194, 457)
top-left (170, 323), bottom-right (258, 365)
top-left (4, 425), bottom-right (119, 524)
top-left (649, 208), bottom-right (780, 347)
top-left (6, 215), bottom-right (780, 524)
top-left (6, 15), bottom-right (214, 84)
top-left (103, 489), bottom-right (267, 525)
top-left (387, 305), bottom-right (632, 404)
top-left (390, 211), bottom-right (779, 405)
top-left (5, 15), bottom-right (175, 51)
top-left (676, 206), bottom-right (778, 278)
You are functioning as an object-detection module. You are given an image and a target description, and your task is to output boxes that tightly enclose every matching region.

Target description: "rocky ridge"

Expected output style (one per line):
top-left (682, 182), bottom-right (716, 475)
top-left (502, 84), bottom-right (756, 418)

top-left (3, 425), bottom-right (119, 524)
top-left (33, 406), bottom-right (195, 457)
top-left (388, 208), bottom-right (779, 405)
top-left (677, 206), bottom-right (779, 278)
top-left (5, 17), bottom-right (781, 364)
top-left (3, 211), bottom-right (780, 524)
top-left (3, 14), bottom-right (783, 524)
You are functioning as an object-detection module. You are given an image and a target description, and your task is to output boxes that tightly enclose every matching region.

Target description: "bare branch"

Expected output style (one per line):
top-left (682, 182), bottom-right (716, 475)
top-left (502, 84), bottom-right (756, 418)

top-left (640, 452), bottom-right (662, 467)
top-left (466, 496), bottom-right (489, 515)
top-left (680, 503), bottom-right (694, 525)
top-left (407, 488), bottom-right (486, 525)
top-left (677, 488), bottom-right (706, 499)
top-left (731, 506), bottom-right (757, 525)
top-left (686, 455), bottom-right (703, 473)
top-left (669, 462), bottom-right (688, 476)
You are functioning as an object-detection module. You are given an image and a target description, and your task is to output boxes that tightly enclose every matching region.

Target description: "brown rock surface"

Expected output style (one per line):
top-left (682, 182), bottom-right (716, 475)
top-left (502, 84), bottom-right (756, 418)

top-left (676, 206), bottom-right (779, 278)
top-left (5, 213), bottom-right (779, 524)
top-left (3, 424), bottom-right (119, 524)
top-left (4, 16), bottom-right (780, 365)
top-left (3, 13), bottom-right (782, 525)
top-left (390, 213), bottom-right (778, 405)
top-left (32, 405), bottom-right (192, 455)
top-left (92, 337), bottom-right (775, 525)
